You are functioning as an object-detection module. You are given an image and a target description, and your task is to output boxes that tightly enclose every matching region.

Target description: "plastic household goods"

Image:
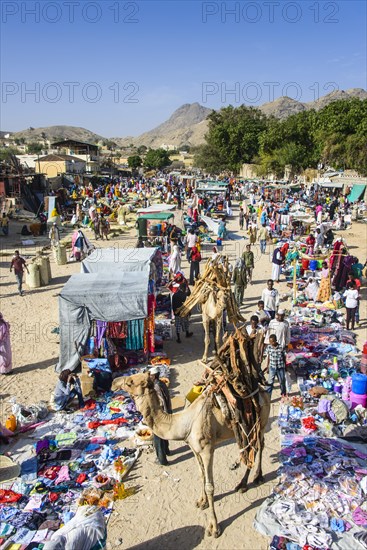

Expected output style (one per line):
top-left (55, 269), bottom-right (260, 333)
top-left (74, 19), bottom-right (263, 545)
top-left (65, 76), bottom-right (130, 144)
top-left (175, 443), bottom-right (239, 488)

top-left (349, 391), bottom-right (367, 409)
top-left (309, 260), bottom-right (318, 271)
top-left (352, 373), bottom-right (367, 395)
top-left (302, 258), bottom-right (309, 270)
top-left (186, 385), bottom-right (204, 403)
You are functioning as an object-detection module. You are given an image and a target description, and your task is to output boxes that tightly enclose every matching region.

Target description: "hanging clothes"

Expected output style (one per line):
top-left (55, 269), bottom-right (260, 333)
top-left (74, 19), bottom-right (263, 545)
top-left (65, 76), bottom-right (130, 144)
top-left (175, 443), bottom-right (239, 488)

top-left (107, 322), bottom-right (127, 339)
top-left (95, 321), bottom-right (107, 348)
top-left (125, 319), bottom-right (144, 350)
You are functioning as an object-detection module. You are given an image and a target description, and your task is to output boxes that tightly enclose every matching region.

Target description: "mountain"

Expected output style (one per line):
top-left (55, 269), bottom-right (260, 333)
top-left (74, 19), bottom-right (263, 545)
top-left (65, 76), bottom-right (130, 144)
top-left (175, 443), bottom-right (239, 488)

top-left (306, 88), bottom-right (367, 111)
top-left (259, 87), bottom-right (367, 119)
top-left (11, 125), bottom-right (104, 144)
top-left (112, 103), bottom-right (212, 149)
top-left (259, 96), bottom-right (307, 119)
top-left (5, 89), bottom-right (367, 149)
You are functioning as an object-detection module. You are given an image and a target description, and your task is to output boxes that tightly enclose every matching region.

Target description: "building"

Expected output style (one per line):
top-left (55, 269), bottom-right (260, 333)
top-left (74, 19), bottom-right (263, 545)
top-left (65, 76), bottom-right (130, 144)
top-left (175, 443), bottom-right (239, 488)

top-left (51, 139), bottom-right (100, 172)
top-left (35, 154), bottom-right (86, 178)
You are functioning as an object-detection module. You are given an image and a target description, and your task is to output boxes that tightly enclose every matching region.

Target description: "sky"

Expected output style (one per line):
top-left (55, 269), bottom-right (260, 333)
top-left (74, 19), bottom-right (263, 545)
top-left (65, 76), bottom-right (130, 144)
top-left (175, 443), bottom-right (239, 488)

top-left (1, 0), bottom-right (366, 137)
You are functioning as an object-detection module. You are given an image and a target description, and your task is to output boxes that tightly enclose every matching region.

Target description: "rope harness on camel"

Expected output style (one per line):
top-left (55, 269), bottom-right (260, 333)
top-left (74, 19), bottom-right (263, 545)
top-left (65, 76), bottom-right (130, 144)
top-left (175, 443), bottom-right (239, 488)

top-left (198, 327), bottom-right (265, 469)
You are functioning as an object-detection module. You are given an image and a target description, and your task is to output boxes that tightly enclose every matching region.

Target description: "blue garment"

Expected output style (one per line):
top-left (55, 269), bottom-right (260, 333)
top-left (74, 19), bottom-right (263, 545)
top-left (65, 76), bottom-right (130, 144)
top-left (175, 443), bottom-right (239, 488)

top-left (84, 358), bottom-right (111, 373)
top-left (21, 457), bottom-right (38, 482)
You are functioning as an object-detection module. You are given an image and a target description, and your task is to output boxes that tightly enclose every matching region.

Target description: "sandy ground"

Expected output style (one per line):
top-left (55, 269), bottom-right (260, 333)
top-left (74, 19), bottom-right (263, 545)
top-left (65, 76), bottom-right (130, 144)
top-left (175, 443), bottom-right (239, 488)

top-left (0, 205), bottom-right (366, 550)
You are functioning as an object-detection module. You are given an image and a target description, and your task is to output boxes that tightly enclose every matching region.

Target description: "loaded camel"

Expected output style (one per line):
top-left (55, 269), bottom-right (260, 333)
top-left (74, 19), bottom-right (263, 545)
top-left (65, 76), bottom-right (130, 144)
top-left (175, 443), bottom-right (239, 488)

top-left (178, 254), bottom-right (245, 363)
top-left (112, 328), bottom-right (271, 538)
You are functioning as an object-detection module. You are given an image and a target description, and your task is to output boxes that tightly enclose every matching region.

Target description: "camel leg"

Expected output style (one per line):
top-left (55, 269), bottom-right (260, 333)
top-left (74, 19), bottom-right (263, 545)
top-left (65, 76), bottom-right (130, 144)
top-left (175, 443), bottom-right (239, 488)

top-left (200, 445), bottom-right (221, 538)
top-left (235, 466), bottom-right (250, 493)
top-left (215, 318), bottom-right (221, 353)
top-left (253, 433), bottom-right (265, 484)
top-left (193, 451), bottom-right (208, 510)
top-left (202, 320), bottom-right (210, 363)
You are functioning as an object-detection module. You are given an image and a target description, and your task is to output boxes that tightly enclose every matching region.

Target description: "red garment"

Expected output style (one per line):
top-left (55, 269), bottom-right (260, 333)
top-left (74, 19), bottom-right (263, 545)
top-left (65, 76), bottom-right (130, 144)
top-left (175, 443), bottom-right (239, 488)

top-left (107, 322), bottom-right (127, 339)
top-left (38, 465), bottom-right (61, 480)
top-left (80, 399), bottom-right (96, 411)
top-left (87, 418), bottom-right (128, 429)
top-left (0, 489), bottom-right (22, 503)
top-left (48, 492), bottom-right (59, 502)
top-left (76, 473), bottom-right (87, 484)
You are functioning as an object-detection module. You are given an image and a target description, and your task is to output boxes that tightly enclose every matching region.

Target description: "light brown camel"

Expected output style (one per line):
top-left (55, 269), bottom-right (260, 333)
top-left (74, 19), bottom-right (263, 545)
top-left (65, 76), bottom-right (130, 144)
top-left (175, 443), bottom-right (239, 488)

top-left (112, 372), bottom-right (271, 538)
top-left (178, 254), bottom-right (244, 363)
top-left (199, 288), bottom-right (227, 363)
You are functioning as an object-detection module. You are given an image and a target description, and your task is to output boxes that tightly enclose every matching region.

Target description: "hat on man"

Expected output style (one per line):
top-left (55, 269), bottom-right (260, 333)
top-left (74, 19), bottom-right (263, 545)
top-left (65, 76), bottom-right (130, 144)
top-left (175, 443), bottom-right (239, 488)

top-left (149, 366), bottom-right (159, 375)
top-left (277, 308), bottom-right (285, 315)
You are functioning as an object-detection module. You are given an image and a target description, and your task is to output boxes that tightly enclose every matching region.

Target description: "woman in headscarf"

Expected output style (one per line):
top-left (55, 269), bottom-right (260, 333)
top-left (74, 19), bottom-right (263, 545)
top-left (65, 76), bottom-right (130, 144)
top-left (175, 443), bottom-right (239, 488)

top-left (169, 245), bottom-right (182, 278)
top-left (305, 277), bottom-right (319, 302)
top-left (71, 229), bottom-right (94, 261)
top-left (0, 313), bottom-right (12, 375)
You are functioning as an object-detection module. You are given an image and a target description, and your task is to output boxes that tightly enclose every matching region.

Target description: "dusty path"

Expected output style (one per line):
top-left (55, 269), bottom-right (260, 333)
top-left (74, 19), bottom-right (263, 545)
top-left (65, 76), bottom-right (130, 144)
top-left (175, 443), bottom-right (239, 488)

top-left (0, 206), bottom-right (366, 550)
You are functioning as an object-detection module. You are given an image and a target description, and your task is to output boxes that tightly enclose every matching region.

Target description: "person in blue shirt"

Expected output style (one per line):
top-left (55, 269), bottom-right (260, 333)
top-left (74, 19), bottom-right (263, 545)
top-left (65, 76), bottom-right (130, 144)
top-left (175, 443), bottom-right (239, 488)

top-left (54, 370), bottom-right (84, 411)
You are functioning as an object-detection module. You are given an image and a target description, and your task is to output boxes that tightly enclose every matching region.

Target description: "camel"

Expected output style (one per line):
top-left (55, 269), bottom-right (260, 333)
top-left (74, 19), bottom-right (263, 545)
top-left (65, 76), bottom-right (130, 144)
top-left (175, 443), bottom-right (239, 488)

top-left (112, 371), bottom-right (271, 538)
top-left (178, 254), bottom-right (244, 363)
top-left (199, 288), bottom-right (228, 363)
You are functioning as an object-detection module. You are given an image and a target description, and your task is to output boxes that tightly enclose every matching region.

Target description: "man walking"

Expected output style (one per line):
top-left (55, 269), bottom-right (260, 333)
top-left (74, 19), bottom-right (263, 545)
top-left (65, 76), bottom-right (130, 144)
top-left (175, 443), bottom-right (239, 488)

top-left (239, 207), bottom-right (244, 230)
top-left (242, 244), bottom-right (255, 284)
top-left (185, 228), bottom-right (197, 262)
top-left (265, 309), bottom-right (290, 348)
top-left (258, 223), bottom-right (268, 254)
top-left (10, 250), bottom-right (29, 296)
top-left (172, 283), bottom-right (193, 343)
top-left (265, 334), bottom-right (287, 398)
top-left (232, 258), bottom-right (247, 307)
top-left (149, 367), bottom-right (172, 465)
top-left (261, 279), bottom-right (279, 320)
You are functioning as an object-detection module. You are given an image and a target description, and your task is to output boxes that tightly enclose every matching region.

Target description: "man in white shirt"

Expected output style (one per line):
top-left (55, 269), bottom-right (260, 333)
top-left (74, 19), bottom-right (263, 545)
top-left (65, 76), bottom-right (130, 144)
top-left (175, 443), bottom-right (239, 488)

top-left (265, 309), bottom-right (291, 348)
top-left (261, 279), bottom-right (279, 319)
top-left (185, 229), bottom-right (197, 262)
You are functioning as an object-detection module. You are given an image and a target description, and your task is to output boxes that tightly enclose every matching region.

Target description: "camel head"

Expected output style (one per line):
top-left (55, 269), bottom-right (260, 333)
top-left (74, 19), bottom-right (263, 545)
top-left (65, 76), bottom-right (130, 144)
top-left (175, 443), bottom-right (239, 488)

top-left (111, 372), bottom-right (154, 398)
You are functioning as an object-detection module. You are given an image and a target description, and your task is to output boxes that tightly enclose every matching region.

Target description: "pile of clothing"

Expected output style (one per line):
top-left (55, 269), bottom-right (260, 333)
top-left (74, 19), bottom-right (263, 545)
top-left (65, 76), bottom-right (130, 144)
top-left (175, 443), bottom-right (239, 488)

top-left (255, 438), bottom-right (367, 549)
top-left (0, 389), bottom-right (141, 548)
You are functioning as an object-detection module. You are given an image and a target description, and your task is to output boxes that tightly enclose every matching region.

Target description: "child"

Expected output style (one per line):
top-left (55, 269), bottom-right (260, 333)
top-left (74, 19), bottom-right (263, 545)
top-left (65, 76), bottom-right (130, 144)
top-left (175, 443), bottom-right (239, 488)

top-left (265, 334), bottom-right (287, 398)
top-left (256, 300), bottom-right (271, 327)
top-left (54, 370), bottom-right (85, 411)
top-left (343, 281), bottom-right (359, 331)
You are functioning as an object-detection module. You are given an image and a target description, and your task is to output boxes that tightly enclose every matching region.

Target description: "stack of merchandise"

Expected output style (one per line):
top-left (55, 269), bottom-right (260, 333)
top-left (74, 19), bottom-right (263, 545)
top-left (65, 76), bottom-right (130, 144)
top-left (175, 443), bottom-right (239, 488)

top-left (254, 308), bottom-right (367, 549)
top-left (0, 389), bottom-right (142, 548)
top-left (154, 293), bottom-right (172, 341)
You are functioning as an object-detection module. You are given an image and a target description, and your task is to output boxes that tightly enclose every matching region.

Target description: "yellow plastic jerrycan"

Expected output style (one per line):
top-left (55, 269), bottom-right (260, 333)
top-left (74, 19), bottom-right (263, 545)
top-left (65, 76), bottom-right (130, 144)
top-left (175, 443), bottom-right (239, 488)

top-left (186, 385), bottom-right (204, 404)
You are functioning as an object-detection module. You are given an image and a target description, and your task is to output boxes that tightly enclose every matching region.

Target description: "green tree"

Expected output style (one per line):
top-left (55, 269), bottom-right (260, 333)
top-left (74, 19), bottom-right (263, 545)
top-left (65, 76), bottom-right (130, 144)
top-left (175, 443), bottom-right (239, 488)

top-left (144, 148), bottom-right (171, 170)
top-left (137, 145), bottom-right (147, 155)
top-left (198, 105), bottom-right (267, 173)
top-left (0, 146), bottom-right (22, 161)
top-left (128, 155), bottom-right (142, 170)
top-left (27, 142), bottom-right (43, 154)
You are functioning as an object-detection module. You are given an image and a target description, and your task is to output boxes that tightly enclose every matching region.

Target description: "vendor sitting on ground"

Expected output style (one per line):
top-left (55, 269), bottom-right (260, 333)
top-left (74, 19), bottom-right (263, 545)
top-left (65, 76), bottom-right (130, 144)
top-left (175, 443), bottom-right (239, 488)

top-left (54, 370), bottom-right (85, 411)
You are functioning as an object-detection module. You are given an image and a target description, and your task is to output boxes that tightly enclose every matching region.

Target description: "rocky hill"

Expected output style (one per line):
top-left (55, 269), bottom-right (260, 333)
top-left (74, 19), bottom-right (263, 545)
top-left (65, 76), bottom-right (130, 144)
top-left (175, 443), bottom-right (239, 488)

top-left (5, 88), bottom-right (366, 149)
top-left (11, 125), bottom-right (104, 144)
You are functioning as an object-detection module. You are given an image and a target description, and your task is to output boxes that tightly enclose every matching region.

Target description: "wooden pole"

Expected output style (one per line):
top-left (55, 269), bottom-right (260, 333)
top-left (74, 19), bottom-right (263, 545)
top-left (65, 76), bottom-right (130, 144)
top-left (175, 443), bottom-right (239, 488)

top-left (293, 258), bottom-right (298, 301)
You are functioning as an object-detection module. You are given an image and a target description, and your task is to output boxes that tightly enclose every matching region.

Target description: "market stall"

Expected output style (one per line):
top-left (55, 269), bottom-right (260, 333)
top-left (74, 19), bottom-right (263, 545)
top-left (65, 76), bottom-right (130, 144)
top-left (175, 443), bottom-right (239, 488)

top-left (80, 247), bottom-right (163, 287)
top-left (136, 212), bottom-right (174, 241)
top-left (57, 271), bottom-right (152, 373)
